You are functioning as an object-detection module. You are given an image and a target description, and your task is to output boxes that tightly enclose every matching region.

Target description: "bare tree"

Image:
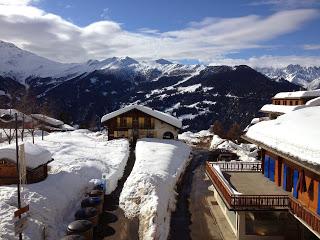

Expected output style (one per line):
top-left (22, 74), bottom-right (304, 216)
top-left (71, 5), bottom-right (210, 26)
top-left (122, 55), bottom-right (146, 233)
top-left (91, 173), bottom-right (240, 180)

top-left (226, 122), bottom-right (242, 142)
top-left (14, 93), bottom-right (38, 142)
top-left (210, 120), bottom-right (225, 138)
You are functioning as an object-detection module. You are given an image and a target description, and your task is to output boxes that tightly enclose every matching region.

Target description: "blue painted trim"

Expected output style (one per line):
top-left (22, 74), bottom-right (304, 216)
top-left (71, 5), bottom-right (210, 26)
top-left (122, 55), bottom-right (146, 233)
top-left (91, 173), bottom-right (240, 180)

top-left (293, 169), bottom-right (299, 199)
top-left (283, 164), bottom-right (287, 191)
top-left (264, 156), bottom-right (269, 178)
top-left (269, 158), bottom-right (275, 182)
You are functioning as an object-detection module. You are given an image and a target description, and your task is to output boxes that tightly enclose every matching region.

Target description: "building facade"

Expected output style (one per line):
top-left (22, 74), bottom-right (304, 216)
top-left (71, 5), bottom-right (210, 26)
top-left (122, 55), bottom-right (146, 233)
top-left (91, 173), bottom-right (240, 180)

top-left (260, 89), bottom-right (320, 119)
top-left (101, 105), bottom-right (182, 142)
top-left (207, 106), bottom-right (320, 240)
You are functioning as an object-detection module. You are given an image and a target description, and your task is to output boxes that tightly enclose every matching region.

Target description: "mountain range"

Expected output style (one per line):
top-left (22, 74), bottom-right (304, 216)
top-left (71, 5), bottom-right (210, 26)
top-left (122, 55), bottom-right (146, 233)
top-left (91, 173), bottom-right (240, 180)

top-left (0, 40), bottom-right (314, 131)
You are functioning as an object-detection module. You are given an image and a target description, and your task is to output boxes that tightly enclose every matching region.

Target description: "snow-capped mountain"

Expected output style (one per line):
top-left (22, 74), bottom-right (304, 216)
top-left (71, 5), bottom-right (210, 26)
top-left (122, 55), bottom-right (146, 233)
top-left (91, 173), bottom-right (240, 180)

top-left (256, 64), bottom-right (320, 89)
top-left (0, 40), bottom-right (204, 85)
top-left (0, 40), bottom-right (301, 131)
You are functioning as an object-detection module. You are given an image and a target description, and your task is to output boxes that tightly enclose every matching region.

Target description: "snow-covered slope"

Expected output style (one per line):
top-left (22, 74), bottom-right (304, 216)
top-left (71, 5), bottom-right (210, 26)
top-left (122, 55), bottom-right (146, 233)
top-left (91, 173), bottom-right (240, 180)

top-left (256, 64), bottom-right (320, 89)
top-left (0, 130), bottom-right (130, 240)
top-left (0, 40), bottom-right (204, 84)
top-left (0, 40), bottom-right (301, 132)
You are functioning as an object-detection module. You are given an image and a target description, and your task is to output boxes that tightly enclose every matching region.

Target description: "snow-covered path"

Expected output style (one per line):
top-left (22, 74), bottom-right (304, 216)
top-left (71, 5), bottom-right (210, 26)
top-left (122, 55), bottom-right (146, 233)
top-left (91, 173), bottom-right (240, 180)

top-left (0, 130), bottom-right (130, 240)
top-left (119, 138), bottom-right (191, 240)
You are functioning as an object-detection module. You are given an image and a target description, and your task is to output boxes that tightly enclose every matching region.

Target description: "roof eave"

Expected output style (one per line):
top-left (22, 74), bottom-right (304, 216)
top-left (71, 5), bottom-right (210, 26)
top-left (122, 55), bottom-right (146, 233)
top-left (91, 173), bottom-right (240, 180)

top-left (241, 135), bottom-right (320, 175)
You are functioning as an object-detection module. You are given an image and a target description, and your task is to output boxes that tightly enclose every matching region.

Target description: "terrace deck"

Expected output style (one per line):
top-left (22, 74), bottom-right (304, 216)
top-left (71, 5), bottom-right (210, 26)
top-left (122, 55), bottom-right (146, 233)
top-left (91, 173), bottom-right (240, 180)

top-left (223, 172), bottom-right (288, 196)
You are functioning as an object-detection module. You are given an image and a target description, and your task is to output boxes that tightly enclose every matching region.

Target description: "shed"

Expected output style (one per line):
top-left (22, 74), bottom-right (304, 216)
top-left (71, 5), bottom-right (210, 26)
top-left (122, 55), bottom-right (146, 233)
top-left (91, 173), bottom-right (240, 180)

top-left (0, 142), bottom-right (53, 185)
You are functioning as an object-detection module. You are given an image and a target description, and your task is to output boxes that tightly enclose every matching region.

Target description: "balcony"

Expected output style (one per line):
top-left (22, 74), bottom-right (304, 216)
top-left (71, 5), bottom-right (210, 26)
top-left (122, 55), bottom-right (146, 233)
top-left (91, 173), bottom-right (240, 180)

top-left (289, 196), bottom-right (320, 235)
top-left (205, 161), bottom-right (289, 211)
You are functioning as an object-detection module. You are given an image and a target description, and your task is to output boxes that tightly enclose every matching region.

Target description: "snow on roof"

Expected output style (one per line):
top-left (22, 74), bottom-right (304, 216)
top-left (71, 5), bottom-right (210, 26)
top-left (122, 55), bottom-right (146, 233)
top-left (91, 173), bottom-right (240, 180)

top-left (101, 105), bottom-right (182, 128)
top-left (273, 89), bottom-right (320, 99)
top-left (0, 109), bottom-right (32, 122)
top-left (245, 106), bottom-right (320, 166)
top-left (306, 96), bottom-right (320, 106)
top-left (260, 104), bottom-right (304, 114)
top-left (0, 142), bottom-right (52, 169)
top-left (31, 114), bottom-right (64, 127)
top-left (61, 124), bottom-right (75, 131)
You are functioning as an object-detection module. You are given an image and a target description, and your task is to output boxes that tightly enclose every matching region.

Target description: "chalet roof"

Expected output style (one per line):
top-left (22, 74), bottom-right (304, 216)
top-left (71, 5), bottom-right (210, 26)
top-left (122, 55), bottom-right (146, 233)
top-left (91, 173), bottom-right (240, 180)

top-left (260, 104), bottom-right (304, 114)
top-left (101, 105), bottom-right (182, 128)
top-left (260, 96), bottom-right (320, 115)
top-left (245, 106), bottom-right (320, 166)
top-left (0, 142), bottom-right (52, 169)
top-left (31, 114), bottom-right (64, 127)
top-left (273, 89), bottom-right (320, 99)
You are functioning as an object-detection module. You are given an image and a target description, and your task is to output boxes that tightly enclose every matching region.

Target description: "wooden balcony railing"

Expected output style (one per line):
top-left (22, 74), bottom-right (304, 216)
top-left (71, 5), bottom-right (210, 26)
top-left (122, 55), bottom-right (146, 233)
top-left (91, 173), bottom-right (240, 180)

top-left (212, 161), bottom-right (262, 172)
top-left (289, 196), bottom-right (320, 234)
top-left (205, 162), bottom-right (289, 210)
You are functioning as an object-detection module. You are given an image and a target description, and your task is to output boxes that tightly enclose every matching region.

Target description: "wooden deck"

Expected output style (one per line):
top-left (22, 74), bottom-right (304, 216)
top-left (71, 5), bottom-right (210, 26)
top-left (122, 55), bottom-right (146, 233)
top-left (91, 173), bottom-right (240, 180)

top-left (205, 162), bottom-right (289, 211)
top-left (223, 172), bottom-right (287, 195)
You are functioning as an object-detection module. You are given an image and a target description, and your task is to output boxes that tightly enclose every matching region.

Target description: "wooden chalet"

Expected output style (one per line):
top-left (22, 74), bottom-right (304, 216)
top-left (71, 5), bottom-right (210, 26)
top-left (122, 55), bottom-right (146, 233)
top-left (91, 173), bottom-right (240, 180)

top-left (0, 142), bottom-right (53, 185)
top-left (101, 105), bottom-right (182, 142)
top-left (206, 106), bottom-right (320, 240)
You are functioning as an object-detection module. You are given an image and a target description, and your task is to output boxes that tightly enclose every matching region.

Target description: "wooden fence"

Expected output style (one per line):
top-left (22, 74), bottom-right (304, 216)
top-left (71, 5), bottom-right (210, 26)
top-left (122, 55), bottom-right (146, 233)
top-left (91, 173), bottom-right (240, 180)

top-left (212, 161), bottom-right (262, 172)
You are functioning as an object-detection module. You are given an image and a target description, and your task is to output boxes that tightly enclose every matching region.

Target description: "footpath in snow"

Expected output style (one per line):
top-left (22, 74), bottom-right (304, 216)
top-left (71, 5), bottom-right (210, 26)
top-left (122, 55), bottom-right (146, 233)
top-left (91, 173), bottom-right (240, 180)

top-left (0, 130), bottom-right (130, 240)
top-left (119, 138), bottom-right (191, 240)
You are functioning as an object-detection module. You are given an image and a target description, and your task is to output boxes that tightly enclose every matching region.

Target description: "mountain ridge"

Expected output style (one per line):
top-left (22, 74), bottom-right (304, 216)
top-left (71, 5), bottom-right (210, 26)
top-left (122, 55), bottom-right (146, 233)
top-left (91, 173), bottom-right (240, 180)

top-left (0, 40), bottom-right (303, 131)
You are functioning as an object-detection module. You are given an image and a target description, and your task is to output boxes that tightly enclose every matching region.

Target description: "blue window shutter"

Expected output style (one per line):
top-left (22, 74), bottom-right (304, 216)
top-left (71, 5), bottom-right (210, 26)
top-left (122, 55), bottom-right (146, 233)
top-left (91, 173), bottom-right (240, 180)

top-left (317, 182), bottom-right (320, 215)
top-left (264, 156), bottom-right (269, 178)
top-left (283, 164), bottom-right (287, 191)
top-left (293, 170), bottom-right (299, 199)
top-left (269, 158), bottom-right (275, 182)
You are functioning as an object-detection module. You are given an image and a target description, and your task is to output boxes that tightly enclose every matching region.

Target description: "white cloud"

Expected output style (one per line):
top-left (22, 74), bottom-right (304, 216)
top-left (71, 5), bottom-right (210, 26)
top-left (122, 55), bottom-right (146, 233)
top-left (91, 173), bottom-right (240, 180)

top-left (249, 0), bottom-right (320, 9)
top-left (0, 2), bottom-right (318, 65)
top-left (209, 55), bottom-right (320, 68)
top-left (303, 44), bottom-right (320, 50)
top-left (100, 8), bottom-right (110, 20)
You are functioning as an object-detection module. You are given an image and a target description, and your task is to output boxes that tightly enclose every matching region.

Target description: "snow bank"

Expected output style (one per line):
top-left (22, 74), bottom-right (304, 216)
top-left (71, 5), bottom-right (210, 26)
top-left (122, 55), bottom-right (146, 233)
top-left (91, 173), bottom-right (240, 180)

top-left (178, 129), bottom-right (213, 144)
top-left (246, 106), bottom-right (320, 165)
top-left (210, 134), bottom-right (258, 162)
top-left (0, 142), bottom-right (52, 168)
top-left (0, 130), bottom-right (130, 240)
top-left (119, 138), bottom-right (191, 240)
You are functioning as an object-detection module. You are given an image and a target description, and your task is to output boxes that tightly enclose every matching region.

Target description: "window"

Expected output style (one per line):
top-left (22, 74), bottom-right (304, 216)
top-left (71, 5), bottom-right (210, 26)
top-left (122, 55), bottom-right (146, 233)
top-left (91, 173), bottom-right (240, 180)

top-left (289, 101), bottom-right (293, 105)
top-left (295, 100), bottom-right (299, 105)
top-left (284, 100), bottom-right (287, 105)
top-left (120, 117), bottom-right (127, 128)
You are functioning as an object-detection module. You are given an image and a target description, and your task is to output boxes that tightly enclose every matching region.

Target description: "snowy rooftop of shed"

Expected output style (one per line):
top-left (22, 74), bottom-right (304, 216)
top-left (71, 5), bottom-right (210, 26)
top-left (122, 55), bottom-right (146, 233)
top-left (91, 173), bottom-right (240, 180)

top-left (101, 105), bottom-right (182, 128)
top-left (0, 142), bottom-right (52, 169)
top-left (245, 106), bottom-right (320, 166)
top-left (31, 114), bottom-right (64, 127)
top-left (273, 89), bottom-right (320, 99)
top-left (0, 109), bottom-right (32, 122)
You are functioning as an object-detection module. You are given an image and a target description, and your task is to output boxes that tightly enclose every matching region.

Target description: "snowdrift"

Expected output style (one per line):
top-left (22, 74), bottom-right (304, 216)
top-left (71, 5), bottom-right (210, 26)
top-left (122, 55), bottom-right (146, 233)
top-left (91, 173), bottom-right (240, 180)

top-left (119, 138), bottom-right (191, 240)
top-left (0, 130), bottom-right (129, 240)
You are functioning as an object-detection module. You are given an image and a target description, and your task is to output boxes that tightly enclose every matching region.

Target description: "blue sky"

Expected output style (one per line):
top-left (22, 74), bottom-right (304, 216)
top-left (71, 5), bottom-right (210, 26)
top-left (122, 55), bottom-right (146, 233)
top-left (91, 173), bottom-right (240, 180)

top-left (0, 0), bottom-right (319, 66)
